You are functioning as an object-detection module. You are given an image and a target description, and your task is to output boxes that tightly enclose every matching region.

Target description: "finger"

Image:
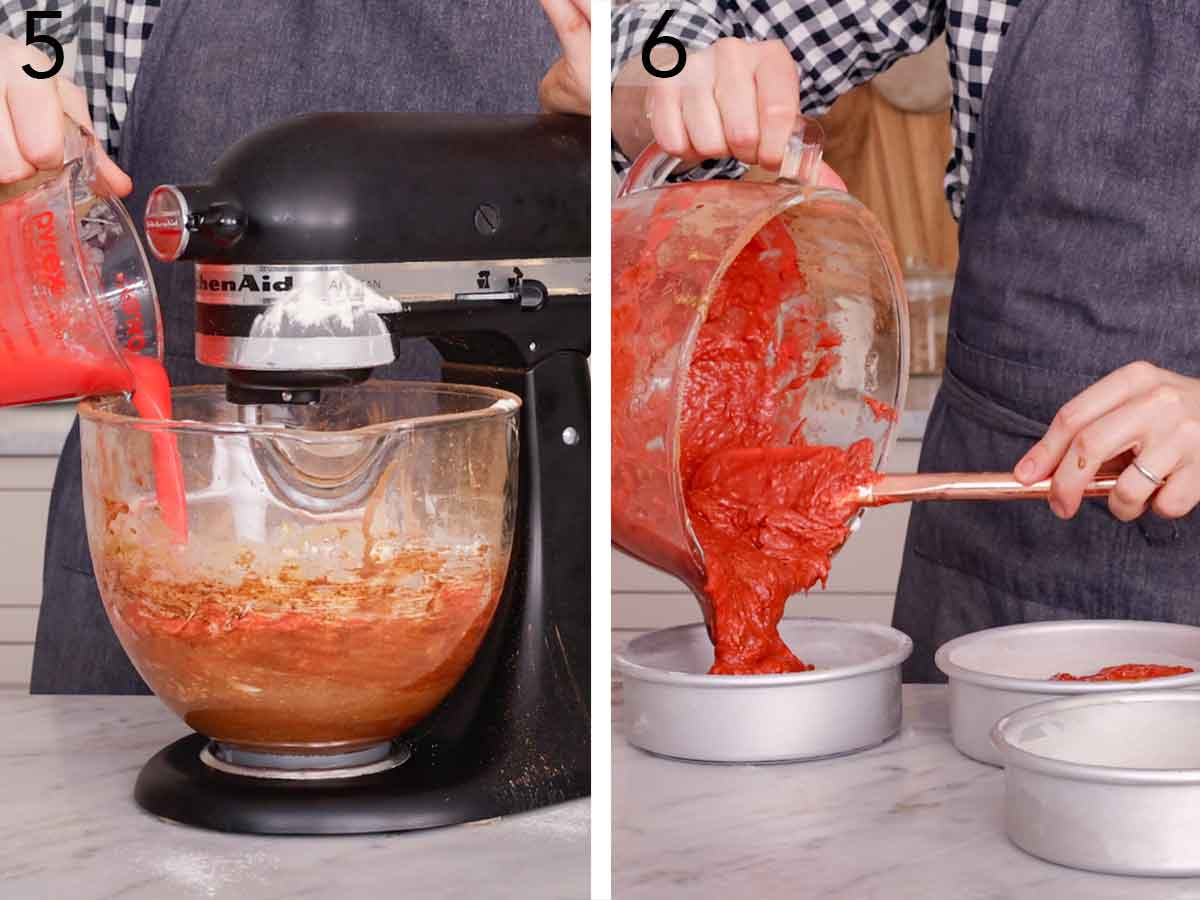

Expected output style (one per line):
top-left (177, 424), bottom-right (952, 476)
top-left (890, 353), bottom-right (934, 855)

top-left (0, 93), bottom-right (35, 182)
top-left (1151, 462), bottom-right (1200, 519)
top-left (95, 152), bottom-right (133, 197)
top-left (648, 82), bottom-right (695, 160)
top-left (1048, 391), bottom-right (1166, 518)
top-left (1108, 443), bottom-right (1184, 522)
top-left (712, 42), bottom-right (759, 164)
top-left (1016, 362), bottom-right (1165, 483)
top-left (540, 0), bottom-right (589, 62)
top-left (55, 79), bottom-right (133, 196)
top-left (680, 83), bottom-right (727, 160)
top-left (754, 45), bottom-right (799, 171)
top-left (568, 0), bottom-right (590, 24)
top-left (540, 59), bottom-right (586, 116)
top-left (6, 61), bottom-right (66, 170)
top-left (55, 77), bottom-right (91, 131)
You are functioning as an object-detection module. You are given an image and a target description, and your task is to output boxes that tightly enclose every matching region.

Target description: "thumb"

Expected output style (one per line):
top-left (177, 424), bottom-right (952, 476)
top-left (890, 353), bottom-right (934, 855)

top-left (96, 153), bottom-right (133, 198)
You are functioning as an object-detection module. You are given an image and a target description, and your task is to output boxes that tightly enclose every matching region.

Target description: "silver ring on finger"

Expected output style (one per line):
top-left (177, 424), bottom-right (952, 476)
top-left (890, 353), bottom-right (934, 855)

top-left (1132, 457), bottom-right (1167, 487)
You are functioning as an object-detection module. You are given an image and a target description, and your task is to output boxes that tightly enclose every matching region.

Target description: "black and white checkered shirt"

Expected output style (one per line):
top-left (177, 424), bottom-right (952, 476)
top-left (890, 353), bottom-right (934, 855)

top-left (2, 0), bottom-right (160, 158)
top-left (612, 0), bottom-right (1021, 219)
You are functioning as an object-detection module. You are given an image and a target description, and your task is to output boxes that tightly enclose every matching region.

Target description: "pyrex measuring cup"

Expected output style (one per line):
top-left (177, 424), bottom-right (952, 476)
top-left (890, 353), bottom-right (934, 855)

top-left (0, 126), bottom-right (160, 406)
top-left (611, 118), bottom-right (910, 602)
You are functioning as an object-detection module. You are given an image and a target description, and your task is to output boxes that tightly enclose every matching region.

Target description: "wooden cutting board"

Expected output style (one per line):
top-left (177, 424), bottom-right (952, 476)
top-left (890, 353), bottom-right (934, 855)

top-left (818, 82), bottom-right (959, 276)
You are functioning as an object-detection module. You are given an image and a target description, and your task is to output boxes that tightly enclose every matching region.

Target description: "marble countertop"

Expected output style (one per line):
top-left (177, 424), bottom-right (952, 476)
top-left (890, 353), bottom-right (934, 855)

top-left (0, 404), bottom-right (77, 456)
top-left (614, 681), bottom-right (1200, 899)
top-left (0, 693), bottom-right (589, 900)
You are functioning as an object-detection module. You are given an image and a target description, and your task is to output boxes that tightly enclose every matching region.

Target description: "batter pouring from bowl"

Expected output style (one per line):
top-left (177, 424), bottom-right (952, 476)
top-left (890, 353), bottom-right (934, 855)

top-left (613, 0), bottom-right (1200, 681)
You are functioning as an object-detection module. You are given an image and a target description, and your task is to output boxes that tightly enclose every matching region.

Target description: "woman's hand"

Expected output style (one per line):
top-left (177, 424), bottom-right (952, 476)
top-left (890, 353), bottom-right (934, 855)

top-left (0, 34), bottom-right (130, 195)
top-left (1014, 362), bottom-right (1200, 521)
top-left (539, 0), bottom-right (590, 115)
top-left (614, 37), bottom-right (799, 169)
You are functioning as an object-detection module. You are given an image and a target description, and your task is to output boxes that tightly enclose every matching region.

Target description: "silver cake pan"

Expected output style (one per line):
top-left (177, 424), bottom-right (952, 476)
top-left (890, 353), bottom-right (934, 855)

top-left (614, 617), bottom-right (912, 763)
top-left (935, 620), bottom-right (1200, 766)
top-left (992, 692), bottom-right (1200, 877)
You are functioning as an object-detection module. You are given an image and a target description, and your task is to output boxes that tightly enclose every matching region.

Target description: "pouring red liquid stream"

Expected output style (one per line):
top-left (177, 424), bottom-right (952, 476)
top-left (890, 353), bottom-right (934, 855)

top-left (0, 352), bottom-right (188, 544)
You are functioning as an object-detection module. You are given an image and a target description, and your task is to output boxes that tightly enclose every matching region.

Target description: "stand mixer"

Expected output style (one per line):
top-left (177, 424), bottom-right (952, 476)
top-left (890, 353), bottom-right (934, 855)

top-left (101, 112), bottom-right (591, 834)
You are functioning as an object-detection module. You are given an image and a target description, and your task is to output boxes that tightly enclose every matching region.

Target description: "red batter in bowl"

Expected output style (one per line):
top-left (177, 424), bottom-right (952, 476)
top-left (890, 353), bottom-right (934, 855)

top-left (1051, 664), bottom-right (1194, 682)
top-left (96, 500), bottom-right (505, 752)
top-left (676, 219), bottom-right (878, 675)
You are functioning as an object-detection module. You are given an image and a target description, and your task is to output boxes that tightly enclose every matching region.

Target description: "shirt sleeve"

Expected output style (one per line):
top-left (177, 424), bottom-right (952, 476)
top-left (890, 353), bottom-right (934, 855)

top-left (1, 0), bottom-right (83, 45)
top-left (612, 1), bottom-right (946, 178)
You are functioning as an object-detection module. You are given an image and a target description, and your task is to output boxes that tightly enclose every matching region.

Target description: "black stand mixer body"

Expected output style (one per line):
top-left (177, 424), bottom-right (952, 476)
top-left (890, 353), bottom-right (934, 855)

top-left (134, 113), bottom-right (590, 834)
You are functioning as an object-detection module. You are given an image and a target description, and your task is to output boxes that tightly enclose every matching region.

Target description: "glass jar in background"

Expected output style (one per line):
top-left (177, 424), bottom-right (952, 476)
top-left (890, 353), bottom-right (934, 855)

top-left (904, 259), bottom-right (954, 375)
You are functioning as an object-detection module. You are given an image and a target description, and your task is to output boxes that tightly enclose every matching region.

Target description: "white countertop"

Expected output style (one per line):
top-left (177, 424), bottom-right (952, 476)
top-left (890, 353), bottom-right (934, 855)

top-left (0, 692), bottom-right (589, 900)
top-left (0, 404), bottom-right (77, 456)
top-left (614, 680), bottom-right (1200, 899)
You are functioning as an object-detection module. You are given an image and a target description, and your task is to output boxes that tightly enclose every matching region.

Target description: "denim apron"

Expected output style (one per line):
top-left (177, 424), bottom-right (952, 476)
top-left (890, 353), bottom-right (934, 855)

top-left (31, 0), bottom-right (559, 692)
top-left (893, 0), bottom-right (1200, 681)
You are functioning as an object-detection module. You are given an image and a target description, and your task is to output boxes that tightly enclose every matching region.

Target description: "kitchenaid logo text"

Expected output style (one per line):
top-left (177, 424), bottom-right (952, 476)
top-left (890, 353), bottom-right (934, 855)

top-left (144, 213), bottom-right (182, 231)
top-left (198, 274), bottom-right (294, 293)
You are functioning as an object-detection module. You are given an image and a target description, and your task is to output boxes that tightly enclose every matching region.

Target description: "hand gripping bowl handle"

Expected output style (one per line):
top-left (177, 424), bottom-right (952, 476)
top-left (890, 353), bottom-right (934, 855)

top-left (617, 116), bottom-right (828, 198)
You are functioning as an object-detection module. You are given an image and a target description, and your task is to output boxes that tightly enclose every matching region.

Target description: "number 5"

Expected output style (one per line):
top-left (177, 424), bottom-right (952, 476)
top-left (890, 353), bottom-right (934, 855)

top-left (23, 11), bottom-right (65, 80)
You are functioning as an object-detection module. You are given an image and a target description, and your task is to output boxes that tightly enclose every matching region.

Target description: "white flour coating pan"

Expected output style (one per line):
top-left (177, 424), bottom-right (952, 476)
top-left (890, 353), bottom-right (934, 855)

top-left (993, 691), bottom-right (1200, 876)
top-left (615, 617), bottom-right (912, 763)
top-left (936, 620), bottom-right (1200, 766)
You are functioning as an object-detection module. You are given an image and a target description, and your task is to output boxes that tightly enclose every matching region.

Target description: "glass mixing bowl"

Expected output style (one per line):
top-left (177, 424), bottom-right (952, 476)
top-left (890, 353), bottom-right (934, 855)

top-left (79, 382), bottom-right (519, 758)
top-left (612, 124), bottom-right (909, 604)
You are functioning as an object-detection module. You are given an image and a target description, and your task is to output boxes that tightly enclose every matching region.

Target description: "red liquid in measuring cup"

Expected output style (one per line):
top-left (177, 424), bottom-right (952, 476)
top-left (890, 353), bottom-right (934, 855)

top-left (0, 353), bottom-right (129, 405)
top-left (1, 180), bottom-right (187, 541)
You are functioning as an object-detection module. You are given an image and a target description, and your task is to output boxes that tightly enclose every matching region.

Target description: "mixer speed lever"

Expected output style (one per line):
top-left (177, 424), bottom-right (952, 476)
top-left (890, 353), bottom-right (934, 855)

top-left (454, 278), bottom-right (547, 310)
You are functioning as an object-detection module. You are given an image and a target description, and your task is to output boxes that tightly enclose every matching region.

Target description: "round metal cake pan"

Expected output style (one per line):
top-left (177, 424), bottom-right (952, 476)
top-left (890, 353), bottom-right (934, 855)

top-left (992, 692), bottom-right (1200, 877)
top-left (935, 620), bottom-right (1200, 766)
top-left (614, 617), bottom-right (913, 763)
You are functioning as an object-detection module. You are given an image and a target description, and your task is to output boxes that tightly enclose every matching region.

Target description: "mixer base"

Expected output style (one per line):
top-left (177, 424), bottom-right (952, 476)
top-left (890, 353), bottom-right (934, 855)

top-left (199, 739), bottom-right (411, 781)
top-left (134, 732), bottom-right (587, 835)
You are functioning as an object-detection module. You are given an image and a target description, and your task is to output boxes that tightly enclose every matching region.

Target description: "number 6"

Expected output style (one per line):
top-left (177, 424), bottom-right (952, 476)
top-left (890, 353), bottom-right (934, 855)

top-left (23, 11), bottom-right (66, 80)
top-left (642, 10), bottom-right (687, 80)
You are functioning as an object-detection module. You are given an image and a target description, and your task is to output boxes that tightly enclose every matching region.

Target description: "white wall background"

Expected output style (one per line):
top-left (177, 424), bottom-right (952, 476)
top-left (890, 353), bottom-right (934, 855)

top-left (0, 449), bottom-right (60, 688)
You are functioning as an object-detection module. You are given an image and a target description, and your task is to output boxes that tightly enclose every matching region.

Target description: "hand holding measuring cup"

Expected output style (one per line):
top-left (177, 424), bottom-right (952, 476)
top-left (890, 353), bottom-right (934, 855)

top-left (614, 34), bottom-right (846, 187)
top-left (0, 33), bottom-right (130, 195)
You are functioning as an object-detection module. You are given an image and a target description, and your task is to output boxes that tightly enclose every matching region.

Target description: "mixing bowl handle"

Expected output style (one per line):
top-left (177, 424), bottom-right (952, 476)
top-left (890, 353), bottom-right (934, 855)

top-left (617, 115), bottom-right (827, 199)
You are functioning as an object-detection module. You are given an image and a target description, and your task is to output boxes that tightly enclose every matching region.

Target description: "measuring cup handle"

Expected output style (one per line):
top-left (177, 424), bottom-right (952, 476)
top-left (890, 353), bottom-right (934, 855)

top-left (63, 120), bottom-right (104, 189)
top-left (616, 115), bottom-right (828, 199)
